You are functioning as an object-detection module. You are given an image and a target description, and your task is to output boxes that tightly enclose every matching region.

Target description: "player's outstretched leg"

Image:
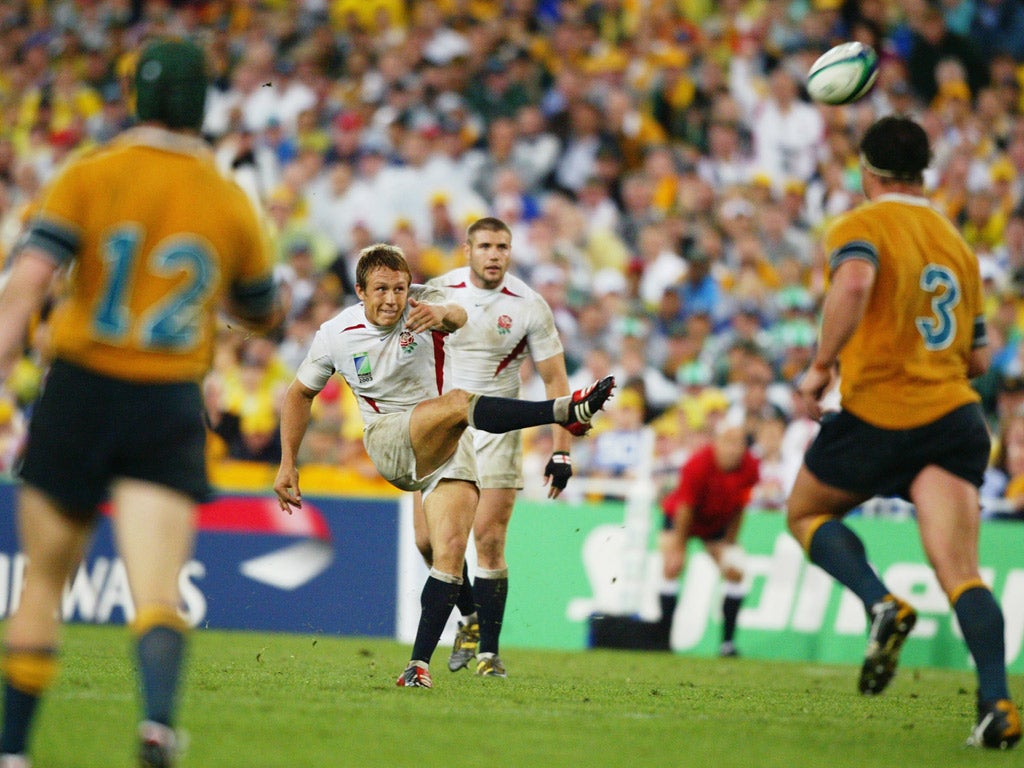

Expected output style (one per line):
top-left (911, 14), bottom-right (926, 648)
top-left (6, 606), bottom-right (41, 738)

top-left (467, 376), bottom-right (615, 436)
top-left (858, 594), bottom-right (917, 695)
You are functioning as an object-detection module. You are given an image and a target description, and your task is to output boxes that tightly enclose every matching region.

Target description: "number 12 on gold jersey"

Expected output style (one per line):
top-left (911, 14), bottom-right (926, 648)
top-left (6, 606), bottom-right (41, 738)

top-left (95, 226), bottom-right (217, 352)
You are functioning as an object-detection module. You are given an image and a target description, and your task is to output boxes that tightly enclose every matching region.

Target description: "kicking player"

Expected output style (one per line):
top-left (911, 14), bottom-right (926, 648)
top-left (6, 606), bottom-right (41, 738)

top-left (787, 115), bottom-right (1020, 749)
top-left (273, 243), bottom-right (613, 688)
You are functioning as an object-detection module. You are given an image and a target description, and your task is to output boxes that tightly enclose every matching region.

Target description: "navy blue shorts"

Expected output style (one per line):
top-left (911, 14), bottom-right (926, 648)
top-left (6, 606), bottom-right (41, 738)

top-left (804, 402), bottom-right (990, 500)
top-left (19, 359), bottom-right (211, 520)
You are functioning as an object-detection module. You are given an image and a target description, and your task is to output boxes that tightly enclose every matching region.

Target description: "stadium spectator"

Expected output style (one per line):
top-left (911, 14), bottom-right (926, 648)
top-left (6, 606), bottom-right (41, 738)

top-left (982, 407), bottom-right (1024, 519)
top-left (0, 396), bottom-right (26, 474)
top-left (726, 351), bottom-right (790, 442)
top-left (756, 199), bottom-right (813, 268)
top-left (905, 3), bottom-right (988, 106)
top-left (464, 116), bottom-right (527, 202)
top-left (697, 116), bottom-right (757, 190)
top-left (749, 409), bottom-right (789, 512)
top-left (530, 262), bottom-right (581, 363)
top-left (967, 0), bottom-right (1024, 64)
top-left (0, 39), bottom-right (281, 767)
top-left (552, 97), bottom-right (611, 196)
top-left (464, 55), bottom-right (532, 128)
top-left (273, 243), bottom-right (614, 689)
top-left (586, 386), bottom-right (650, 488)
top-left (635, 220), bottom-right (687, 312)
top-left (511, 103), bottom-right (562, 195)
top-left (205, 337), bottom-right (290, 464)
top-left (321, 110), bottom-right (365, 168)
top-left (617, 335), bottom-right (681, 419)
top-left (786, 115), bottom-right (1020, 748)
top-left (731, 54), bottom-right (825, 184)
top-left (657, 413), bottom-right (760, 657)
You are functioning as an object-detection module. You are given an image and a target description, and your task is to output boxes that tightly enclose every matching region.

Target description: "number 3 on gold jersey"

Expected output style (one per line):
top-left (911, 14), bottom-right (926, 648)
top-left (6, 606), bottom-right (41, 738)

top-left (915, 264), bottom-right (960, 351)
top-left (95, 226), bottom-right (216, 351)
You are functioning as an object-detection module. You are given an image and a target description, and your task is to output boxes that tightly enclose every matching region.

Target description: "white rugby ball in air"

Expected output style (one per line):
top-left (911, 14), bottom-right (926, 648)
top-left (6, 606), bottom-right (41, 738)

top-left (806, 42), bottom-right (879, 105)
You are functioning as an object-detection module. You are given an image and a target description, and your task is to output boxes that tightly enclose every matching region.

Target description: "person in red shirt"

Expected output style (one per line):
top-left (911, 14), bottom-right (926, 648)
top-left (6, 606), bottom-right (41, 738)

top-left (658, 415), bottom-right (760, 656)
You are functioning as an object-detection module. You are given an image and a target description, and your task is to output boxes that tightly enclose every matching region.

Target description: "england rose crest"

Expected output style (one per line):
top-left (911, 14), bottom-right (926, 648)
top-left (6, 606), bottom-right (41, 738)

top-left (399, 330), bottom-right (418, 353)
top-left (497, 315), bottom-right (512, 335)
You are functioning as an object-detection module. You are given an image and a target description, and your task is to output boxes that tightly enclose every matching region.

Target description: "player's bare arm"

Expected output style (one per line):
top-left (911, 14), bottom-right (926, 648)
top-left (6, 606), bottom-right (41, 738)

top-left (405, 298), bottom-right (466, 334)
top-left (274, 379), bottom-right (319, 512)
top-left (724, 510), bottom-right (745, 544)
top-left (225, 292), bottom-right (285, 336)
top-left (0, 248), bottom-right (58, 378)
top-left (661, 503), bottom-right (692, 578)
top-left (672, 503), bottom-right (694, 554)
top-left (968, 345), bottom-right (990, 379)
top-left (800, 257), bottom-right (875, 418)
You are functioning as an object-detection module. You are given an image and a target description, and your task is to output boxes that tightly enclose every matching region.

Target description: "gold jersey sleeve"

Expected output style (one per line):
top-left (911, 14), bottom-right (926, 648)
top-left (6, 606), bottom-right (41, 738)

top-left (22, 128), bottom-right (274, 383)
top-left (824, 196), bottom-right (984, 429)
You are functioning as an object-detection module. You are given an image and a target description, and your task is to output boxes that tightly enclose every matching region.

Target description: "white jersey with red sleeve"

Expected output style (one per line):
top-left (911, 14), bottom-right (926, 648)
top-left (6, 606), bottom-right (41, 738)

top-left (295, 285), bottom-right (454, 426)
top-left (428, 268), bottom-right (563, 398)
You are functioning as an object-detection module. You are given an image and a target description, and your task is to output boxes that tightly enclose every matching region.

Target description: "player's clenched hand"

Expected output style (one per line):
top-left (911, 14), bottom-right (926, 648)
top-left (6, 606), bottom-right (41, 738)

top-left (797, 362), bottom-right (834, 421)
top-left (273, 464), bottom-right (302, 513)
top-left (405, 298), bottom-right (443, 333)
top-left (544, 451), bottom-right (572, 499)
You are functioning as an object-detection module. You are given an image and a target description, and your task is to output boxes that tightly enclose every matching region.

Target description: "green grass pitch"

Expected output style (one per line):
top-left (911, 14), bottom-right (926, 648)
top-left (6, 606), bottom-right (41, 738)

top-left (31, 625), bottom-right (1023, 767)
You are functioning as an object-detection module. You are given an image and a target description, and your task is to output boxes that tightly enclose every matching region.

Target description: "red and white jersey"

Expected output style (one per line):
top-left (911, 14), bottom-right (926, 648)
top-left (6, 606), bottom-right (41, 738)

top-left (296, 285), bottom-right (453, 426)
top-left (429, 268), bottom-right (563, 397)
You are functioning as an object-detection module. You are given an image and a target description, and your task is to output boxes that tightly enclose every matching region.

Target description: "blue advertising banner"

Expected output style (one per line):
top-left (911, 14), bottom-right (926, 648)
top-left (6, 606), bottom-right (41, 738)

top-left (0, 483), bottom-right (400, 636)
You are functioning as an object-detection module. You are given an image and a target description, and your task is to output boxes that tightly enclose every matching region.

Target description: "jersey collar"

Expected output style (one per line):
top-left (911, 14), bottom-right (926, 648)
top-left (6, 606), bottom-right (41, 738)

top-left (116, 126), bottom-right (212, 158)
top-left (874, 192), bottom-right (933, 208)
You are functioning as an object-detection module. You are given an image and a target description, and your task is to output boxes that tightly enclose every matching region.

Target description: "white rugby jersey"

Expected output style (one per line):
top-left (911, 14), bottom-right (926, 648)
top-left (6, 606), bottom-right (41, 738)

top-left (429, 268), bottom-right (564, 397)
top-left (296, 285), bottom-right (454, 426)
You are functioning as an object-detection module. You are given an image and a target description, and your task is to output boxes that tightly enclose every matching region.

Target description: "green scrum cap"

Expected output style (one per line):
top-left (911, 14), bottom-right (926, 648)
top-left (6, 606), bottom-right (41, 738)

top-left (134, 38), bottom-right (208, 130)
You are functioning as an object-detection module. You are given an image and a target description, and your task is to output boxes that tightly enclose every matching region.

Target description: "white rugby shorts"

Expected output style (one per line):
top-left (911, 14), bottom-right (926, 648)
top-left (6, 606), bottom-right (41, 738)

top-left (470, 427), bottom-right (524, 489)
top-left (364, 409), bottom-right (478, 494)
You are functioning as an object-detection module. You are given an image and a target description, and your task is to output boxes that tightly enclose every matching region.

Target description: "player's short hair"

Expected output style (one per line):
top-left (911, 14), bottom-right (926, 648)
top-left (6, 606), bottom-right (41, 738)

top-left (859, 116), bottom-right (931, 184)
top-left (356, 243), bottom-right (412, 289)
top-left (466, 216), bottom-right (511, 244)
top-left (135, 38), bottom-right (208, 131)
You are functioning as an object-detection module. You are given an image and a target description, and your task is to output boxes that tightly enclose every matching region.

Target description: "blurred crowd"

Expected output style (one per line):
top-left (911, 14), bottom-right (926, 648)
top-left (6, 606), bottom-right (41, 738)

top-left (1, 0), bottom-right (1024, 518)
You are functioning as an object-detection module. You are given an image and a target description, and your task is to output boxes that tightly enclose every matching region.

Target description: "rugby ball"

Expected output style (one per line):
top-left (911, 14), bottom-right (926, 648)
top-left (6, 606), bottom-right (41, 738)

top-left (806, 42), bottom-right (879, 105)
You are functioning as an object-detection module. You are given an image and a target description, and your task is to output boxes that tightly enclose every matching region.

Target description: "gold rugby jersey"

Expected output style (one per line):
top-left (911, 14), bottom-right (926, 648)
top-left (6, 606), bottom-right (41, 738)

top-left (20, 126), bottom-right (274, 383)
top-left (824, 193), bottom-right (985, 429)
